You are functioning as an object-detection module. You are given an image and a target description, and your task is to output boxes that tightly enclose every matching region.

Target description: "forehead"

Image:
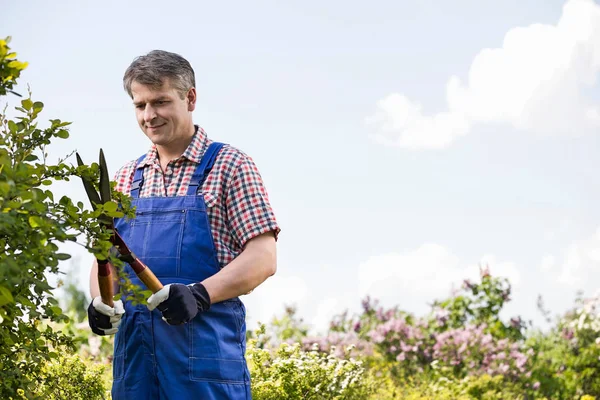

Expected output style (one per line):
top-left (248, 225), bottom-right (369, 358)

top-left (131, 79), bottom-right (179, 101)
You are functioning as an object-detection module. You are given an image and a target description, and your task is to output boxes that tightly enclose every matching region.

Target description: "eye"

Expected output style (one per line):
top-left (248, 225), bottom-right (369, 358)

top-left (135, 104), bottom-right (145, 110)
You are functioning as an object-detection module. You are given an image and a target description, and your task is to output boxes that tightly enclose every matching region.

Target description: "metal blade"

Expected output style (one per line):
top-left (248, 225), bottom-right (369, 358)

top-left (76, 152), bottom-right (101, 209)
top-left (98, 149), bottom-right (112, 204)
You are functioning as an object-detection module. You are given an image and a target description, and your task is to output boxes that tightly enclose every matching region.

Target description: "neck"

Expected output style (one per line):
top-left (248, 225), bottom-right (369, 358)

top-left (156, 125), bottom-right (196, 165)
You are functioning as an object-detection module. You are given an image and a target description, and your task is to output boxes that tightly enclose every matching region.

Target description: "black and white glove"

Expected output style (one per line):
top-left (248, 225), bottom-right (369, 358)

top-left (147, 283), bottom-right (211, 325)
top-left (87, 297), bottom-right (125, 335)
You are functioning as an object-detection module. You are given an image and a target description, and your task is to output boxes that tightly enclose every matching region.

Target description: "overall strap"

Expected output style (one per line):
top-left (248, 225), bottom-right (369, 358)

top-left (130, 154), bottom-right (147, 199)
top-left (187, 142), bottom-right (226, 195)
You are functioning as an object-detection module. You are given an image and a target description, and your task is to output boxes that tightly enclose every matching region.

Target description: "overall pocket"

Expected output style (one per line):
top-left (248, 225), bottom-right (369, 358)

top-left (189, 300), bottom-right (248, 384)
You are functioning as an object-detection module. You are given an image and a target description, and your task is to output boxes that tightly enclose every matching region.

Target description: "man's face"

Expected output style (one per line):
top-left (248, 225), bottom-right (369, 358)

top-left (131, 79), bottom-right (196, 148)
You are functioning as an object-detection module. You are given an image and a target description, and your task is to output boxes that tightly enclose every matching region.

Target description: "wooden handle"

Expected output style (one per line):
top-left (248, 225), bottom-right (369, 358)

top-left (111, 231), bottom-right (164, 294)
top-left (136, 267), bottom-right (164, 293)
top-left (97, 261), bottom-right (114, 308)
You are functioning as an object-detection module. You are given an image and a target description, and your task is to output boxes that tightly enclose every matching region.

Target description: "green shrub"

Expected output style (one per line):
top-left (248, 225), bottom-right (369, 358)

top-left (375, 374), bottom-right (537, 400)
top-left (32, 354), bottom-right (109, 400)
top-left (248, 325), bottom-right (375, 399)
top-left (0, 36), bottom-right (138, 399)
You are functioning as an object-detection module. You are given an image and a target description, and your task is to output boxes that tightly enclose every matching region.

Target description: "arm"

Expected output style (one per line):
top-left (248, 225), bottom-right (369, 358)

top-left (201, 231), bottom-right (277, 304)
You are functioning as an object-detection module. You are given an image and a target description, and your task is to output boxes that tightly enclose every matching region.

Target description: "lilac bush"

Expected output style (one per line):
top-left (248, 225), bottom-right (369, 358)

top-left (254, 267), bottom-right (600, 398)
top-left (367, 315), bottom-right (533, 381)
top-left (430, 323), bottom-right (532, 380)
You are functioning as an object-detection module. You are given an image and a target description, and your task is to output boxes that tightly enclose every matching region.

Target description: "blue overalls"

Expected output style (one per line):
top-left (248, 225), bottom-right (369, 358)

top-left (111, 143), bottom-right (252, 399)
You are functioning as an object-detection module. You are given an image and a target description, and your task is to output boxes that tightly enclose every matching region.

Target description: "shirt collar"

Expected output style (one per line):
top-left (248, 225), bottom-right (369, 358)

top-left (137, 125), bottom-right (209, 168)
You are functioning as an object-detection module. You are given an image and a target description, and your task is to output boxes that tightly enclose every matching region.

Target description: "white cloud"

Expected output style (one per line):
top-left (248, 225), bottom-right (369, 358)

top-left (358, 244), bottom-right (520, 309)
top-left (366, 94), bottom-right (471, 150)
top-left (367, 0), bottom-right (600, 149)
top-left (243, 275), bottom-right (308, 328)
top-left (358, 244), bottom-right (463, 298)
top-left (555, 226), bottom-right (600, 288)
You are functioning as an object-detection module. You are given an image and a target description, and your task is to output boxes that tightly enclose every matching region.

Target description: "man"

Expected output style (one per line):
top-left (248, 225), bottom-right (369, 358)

top-left (87, 50), bottom-right (280, 399)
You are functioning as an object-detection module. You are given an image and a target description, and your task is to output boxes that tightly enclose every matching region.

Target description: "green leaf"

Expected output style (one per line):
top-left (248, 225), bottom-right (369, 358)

top-left (25, 154), bottom-right (38, 161)
top-left (0, 286), bottom-right (14, 306)
top-left (56, 129), bottom-right (69, 139)
top-left (32, 101), bottom-right (43, 111)
top-left (55, 253), bottom-right (71, 260)
top-left (49, 306), bottom-right (63, 315)
top-left (28, 215), bottom-right (43, 228)
top-left (103, 202), bottom-right (118, 213)
top-left (0, 181), bottom-right (10, 196)
top-left (21, 98), bottom-right (33, 110)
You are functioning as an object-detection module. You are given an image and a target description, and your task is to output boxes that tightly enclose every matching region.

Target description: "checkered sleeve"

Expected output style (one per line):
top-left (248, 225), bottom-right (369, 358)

top-left (226, 154), bottom-right (280, 248)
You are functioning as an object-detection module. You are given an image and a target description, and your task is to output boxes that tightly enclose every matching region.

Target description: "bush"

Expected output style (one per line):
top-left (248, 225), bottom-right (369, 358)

top-left (389, 374), bottom-right (531, 400)
top-left (0, 36), bottom-right (119, 399)
top-left (248, 324), bottom-right (376, 399)
top-left (31, 354), bottom-right (109, 400)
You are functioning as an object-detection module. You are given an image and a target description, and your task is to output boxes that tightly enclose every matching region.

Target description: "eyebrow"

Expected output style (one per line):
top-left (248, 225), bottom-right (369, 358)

top-left (133, 96), bottom-right (170, 106)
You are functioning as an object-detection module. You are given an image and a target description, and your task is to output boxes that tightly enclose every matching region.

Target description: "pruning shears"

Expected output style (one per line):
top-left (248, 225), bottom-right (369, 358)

top-left (76, 149), bottom-right (163, 307)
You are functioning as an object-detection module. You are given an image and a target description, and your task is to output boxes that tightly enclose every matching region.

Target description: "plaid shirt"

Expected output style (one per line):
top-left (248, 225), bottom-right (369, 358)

top-left (113, 126), bottom-right (280, 268)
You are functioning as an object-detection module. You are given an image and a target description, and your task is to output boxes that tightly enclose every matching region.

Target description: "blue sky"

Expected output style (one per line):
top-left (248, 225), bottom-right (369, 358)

top-left (4, 0), bottom-right (600, 333)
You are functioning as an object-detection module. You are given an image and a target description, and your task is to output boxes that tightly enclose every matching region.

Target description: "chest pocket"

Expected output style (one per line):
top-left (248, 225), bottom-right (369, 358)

top-left (129, 208), bottom-right (186, 278)
top-left (202, 191), bottom-right (219, 210)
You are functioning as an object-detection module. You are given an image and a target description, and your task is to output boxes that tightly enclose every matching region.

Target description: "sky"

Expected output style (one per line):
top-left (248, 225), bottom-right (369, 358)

top-left (3, 0), bottom-right (600, 334)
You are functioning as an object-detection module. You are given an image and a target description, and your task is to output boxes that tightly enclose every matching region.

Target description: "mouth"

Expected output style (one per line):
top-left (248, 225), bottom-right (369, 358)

top-left (146, 123), bottom-right (166, 131)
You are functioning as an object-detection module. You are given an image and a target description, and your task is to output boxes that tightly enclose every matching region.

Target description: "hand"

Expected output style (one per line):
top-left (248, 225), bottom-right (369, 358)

top-left (147, 283), bottom-right (211, 325)
top-left (87, 297), bottom-right (125, 336)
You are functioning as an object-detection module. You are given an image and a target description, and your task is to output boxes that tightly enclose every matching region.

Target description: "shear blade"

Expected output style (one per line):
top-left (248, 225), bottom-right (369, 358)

top-left (76, 152), bottom-right (102, 209)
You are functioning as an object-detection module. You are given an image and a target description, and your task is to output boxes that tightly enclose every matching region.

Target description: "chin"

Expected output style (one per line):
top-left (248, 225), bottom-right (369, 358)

top-left (145, 128), bottom-right (167, 140)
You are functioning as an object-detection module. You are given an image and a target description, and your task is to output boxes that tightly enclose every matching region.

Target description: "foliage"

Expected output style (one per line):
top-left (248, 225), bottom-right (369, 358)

top-left (382, 374), bottom-right (533, 400)
top-left (254, 266), bottom-right (600, 399)
top-left (525, 292), bottom-right (600, 399)
top-left (29, 354), bottom-right (109, 400)
top-left (0, 36), bottom-right (135, 398)
top-left (248, 324), bottom-right (375, 400)
top-left (0, 37), bottom-right (27, 97)
top-left (430, 265), bottom-right (526, 341)
top-left (249, 304), bottom-right (310, 348)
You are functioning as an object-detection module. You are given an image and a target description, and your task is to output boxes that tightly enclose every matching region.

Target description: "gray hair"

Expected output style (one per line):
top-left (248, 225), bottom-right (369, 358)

top-left (123, 50), bottom-right (195, 99)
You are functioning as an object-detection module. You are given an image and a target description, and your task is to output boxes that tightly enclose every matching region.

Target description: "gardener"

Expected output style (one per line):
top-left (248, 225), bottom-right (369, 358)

top-left (87, 49), bottom-right (280, 399)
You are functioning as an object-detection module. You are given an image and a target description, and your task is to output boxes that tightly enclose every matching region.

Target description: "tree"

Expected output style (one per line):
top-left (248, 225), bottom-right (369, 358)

top-left (0, 36), bottom-right (128, 399)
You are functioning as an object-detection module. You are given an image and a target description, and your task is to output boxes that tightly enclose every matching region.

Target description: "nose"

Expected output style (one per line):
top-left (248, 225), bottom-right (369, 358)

top-left (143, 104), bottom-right (157, 124)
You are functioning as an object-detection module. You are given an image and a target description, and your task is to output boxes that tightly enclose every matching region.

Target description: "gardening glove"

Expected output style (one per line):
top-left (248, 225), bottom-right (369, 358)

top-left (147, 283), bottom-right (211, 325)
top-left (87, 297), bottom-right (125, 336)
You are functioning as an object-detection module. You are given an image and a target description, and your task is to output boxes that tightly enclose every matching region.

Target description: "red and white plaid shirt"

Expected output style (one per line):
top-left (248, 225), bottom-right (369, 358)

top-left (113, 126), bottom-right (280, 268)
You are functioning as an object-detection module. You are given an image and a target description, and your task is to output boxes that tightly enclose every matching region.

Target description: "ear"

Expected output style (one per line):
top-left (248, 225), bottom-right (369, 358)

top-left (187, 88), bottom-right (197, 112)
